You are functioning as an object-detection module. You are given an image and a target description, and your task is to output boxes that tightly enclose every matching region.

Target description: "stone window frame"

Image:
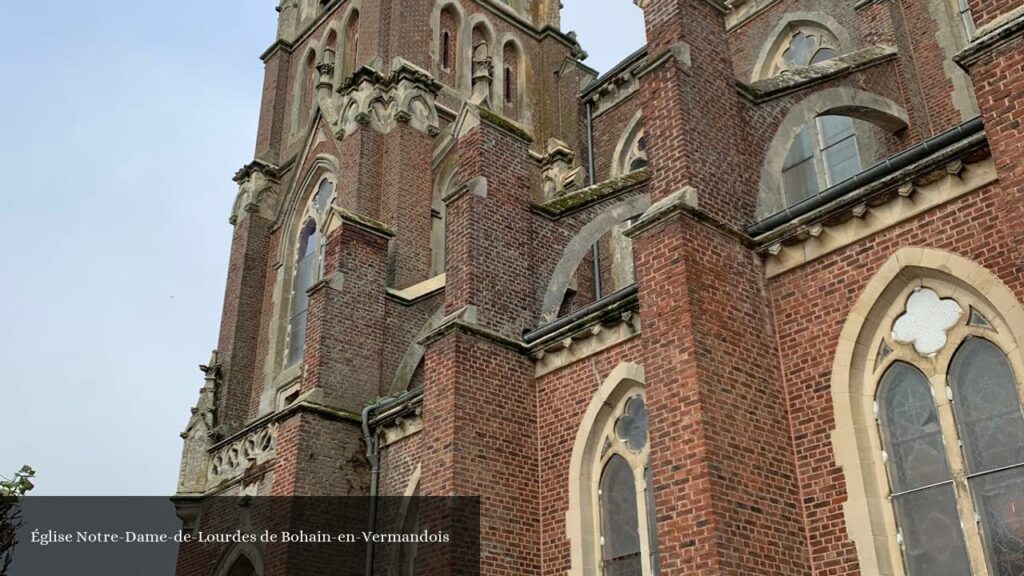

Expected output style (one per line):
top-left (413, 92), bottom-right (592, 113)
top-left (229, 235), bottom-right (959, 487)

top-left (290, 46), bottom-right (320, 137)
top-left (756, 87), bottom-right (909, 219)
top-left (319, 1), bottom-right (362, 90)
top-left (258, 156), bottom-right (342, 415)
top-left (610, 112), bottom-right (647, 179)
top-left (431, 1), bottom-right (466, 90)
top-left (432, 156), bottom-right (458, 278)
top-left (567, 362), bottom-right (658, 576)
top-left (832, 247), bottom-right (1024, 575)
top-left (764, 24), bottom-right (841, 77)
top-left (497, 36), bottom-right (527, 122)
top-left (281, 173), bottom-right (338, 369)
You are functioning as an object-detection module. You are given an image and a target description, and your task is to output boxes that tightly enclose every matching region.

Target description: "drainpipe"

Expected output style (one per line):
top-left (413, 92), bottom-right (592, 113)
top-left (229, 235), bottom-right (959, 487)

top-left (586, 100), bottom-right (602, 300)
top-left (361, 402), bottom-right (381, 576)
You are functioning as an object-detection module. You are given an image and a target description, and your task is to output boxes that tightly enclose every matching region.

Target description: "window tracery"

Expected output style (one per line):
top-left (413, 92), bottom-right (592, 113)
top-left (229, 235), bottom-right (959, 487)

top-left (768, 26), bottom-right (840, 77)
top-left (871, 286), bottom-right (1024, 575)
top-left (595, 395), bottom-right (659, 576)
top-left (285, 178), bottom-right (336, 366)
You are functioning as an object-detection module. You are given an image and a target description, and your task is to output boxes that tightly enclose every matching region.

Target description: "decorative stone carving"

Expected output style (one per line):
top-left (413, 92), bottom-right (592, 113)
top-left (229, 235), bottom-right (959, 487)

top-left (208, 422), bottom-right (279, 487)
top-left (540, 138), bottom-right (585, 200)
top-left (176, 351), bottom-right (221, 496)
top-left (330, 58), bottom-right (442, 139)
top-left (470, 41), bottom-right (494, 109)
top-left (891, 287), bottom-right (963, 357)
top-left (231, 160), bottom-right (280, 225)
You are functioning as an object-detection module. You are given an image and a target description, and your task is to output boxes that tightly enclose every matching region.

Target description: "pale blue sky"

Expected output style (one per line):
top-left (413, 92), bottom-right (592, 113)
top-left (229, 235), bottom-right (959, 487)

top-left (0, 1), bottom-right (644, 495)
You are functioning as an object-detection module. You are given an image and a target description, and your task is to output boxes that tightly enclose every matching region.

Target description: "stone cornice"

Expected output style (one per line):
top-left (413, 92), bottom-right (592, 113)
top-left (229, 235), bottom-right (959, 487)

top-left (738, 45), bottom-right (898, 103)
top-left (386, 274), bottom-right (446, 306)
top-left (419, 306), bottom-right (528, 353)
top-left (955, 6), bottom-right (1024, 69)
top-left (327, 205), bottom-right (395, 239)
top-left (532, 170), bottom-right (650, 219)
top-left (759, 138), bottom-right (994, 277)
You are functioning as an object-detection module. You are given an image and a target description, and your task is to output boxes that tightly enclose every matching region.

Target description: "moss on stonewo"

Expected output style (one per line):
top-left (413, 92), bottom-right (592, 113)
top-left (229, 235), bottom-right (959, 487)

top-left (478, 107), bottom-right (534, 143)
top-left (534, 169), bottom-right (650, 217)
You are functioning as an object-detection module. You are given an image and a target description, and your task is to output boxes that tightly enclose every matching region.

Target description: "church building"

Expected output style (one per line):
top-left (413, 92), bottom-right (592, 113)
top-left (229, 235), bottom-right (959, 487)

top-left (174, 0), bottom-right (1024, 574)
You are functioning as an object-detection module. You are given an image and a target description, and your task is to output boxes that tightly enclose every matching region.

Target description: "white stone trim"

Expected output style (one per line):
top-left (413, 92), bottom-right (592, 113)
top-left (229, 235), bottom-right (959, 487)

top-left (831, 247), bottom-right (1024, 575)
top-left (566, 362), bottom-right (650, 576)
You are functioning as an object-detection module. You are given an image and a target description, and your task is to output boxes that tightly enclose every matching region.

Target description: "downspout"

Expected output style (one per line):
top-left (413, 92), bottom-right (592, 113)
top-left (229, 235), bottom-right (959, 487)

top-left (586, 100), bottom-right (602, 300)
top-left (361, 402), bottom-right (381, 576)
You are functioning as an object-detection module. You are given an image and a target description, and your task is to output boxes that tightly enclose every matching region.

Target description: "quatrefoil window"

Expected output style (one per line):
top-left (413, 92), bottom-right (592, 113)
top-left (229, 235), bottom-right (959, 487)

top-left (891, 288), bottom-right (963, 357)
top-left (615, 396), bottom-right (649, 453)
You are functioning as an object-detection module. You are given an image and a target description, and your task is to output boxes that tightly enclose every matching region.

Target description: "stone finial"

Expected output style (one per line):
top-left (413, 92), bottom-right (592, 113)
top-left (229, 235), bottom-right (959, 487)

top-left (176, 350), bottom-right (221, 496)
top-left (541, 138), bottom-right (585, 200)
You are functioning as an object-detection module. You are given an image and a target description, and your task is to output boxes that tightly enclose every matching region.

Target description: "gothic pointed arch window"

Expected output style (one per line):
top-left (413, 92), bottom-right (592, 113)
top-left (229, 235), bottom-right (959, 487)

top-left (569, 364), bottom-right (659, 576)
top-left (842, 264), bottom-right (1024, 575)
top-left (285, 177), bottom-right (336, 366)
top-left (758, 22), bottom-right (861, 208)
top-left (501, 40), bottom-right (523, 120)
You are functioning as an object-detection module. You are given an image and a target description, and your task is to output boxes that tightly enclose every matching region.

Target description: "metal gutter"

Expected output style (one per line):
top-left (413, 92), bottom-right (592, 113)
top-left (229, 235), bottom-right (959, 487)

top-left (747, 116), bottom-right (985, 237)
top-left (524, 285), bottom-right (638, 344)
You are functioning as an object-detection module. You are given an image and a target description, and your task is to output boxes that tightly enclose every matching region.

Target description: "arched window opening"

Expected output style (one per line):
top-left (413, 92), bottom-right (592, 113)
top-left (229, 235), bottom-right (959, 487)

top-left (595, 395), bottom-right (659, 576)
top-left (864, 282), bottom-right (1024, 575)
top-left (297, 49), bottom-right (318, 127)
top-left (432, 160), bottom-right (457, 278)
top-left (344, 11), bottom-right (360, 77)
top-left (437, 5), bottom-right (461, 87)
top-left (501, 41), bottom-right (521, 119)
top-left (877, 362), bottom-right (971, 575)
top-left (323, 29), bottom-right (339, 86)
top-left (949, 338), bottom-right (1024, 574)
top-left (781, 115), bottom-right (861, 207)
top-left (225, 555), bottom-right (257, 576)
top-left (285, 178), bottom-right (336, 367)
top-left (600, 455), bottom-right (641, 574)
top-left (443, 31), bottom-right (453, 70)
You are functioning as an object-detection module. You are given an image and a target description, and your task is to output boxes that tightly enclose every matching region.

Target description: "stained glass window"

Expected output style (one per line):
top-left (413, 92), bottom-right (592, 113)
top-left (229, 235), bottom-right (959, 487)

top-left (600, 455), bottom-right (642, 576)
top-left (878, 362), bottom-right (972, 575)
top-left (950, 338), bottom-right (1024, 573)
top-left (286, 179), bottom-right (335, 367)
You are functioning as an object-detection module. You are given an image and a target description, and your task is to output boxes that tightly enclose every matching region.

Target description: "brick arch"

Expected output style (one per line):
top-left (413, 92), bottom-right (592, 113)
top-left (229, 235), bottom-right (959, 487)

top-left (757, 87), bottom-right (909, 219)
top-left (539, 195), bottom-right (650, 324)
top-left (831, 246), bottom-right (1024, 574)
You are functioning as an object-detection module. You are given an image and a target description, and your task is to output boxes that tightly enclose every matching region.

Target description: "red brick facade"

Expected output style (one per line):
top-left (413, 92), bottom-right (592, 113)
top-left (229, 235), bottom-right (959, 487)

top-left (175, 0), bottom-right (1024, 574)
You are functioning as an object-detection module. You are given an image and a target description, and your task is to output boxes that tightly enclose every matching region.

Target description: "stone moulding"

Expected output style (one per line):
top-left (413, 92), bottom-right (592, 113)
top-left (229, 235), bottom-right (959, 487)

top-left (207, 422), bottom-right (278, 488)
top-left (529, 292), bottom-right (641, 377)
top-left (230, 160), bottom-right (281, 225)
top-left (386, 274), bottom-right (446, 306)
top-left (325, 58), bottom-right (443, 139)
top-left (738, 45), bottom-right (898, 104)
top-left (761, 145), bottom-right (996, 278)
top-left (533, 169), bottom-right (650, 219)
top-left (955, 5), bottom-right (1024, 68)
